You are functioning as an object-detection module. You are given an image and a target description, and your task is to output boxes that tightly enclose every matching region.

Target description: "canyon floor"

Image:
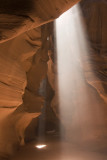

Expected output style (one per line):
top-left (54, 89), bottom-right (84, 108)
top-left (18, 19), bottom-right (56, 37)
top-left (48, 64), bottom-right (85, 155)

top-left (11, 136), bottom-right (107, 160)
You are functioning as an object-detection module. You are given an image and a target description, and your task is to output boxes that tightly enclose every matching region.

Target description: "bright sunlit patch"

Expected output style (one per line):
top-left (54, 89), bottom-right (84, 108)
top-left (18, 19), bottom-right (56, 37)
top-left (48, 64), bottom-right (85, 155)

top-left (35, 144), bottom-right (47, 149)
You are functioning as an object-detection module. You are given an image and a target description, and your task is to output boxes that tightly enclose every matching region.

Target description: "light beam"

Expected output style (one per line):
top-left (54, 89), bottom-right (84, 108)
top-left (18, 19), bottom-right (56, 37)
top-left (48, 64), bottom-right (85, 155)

top-left (55, 3), bottom-right (104, 143)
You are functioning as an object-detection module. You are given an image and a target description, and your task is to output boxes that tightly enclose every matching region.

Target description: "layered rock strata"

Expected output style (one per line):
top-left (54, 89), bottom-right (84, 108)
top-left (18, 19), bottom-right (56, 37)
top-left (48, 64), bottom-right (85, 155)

top-left (0, 0), bottom-right (80, 43)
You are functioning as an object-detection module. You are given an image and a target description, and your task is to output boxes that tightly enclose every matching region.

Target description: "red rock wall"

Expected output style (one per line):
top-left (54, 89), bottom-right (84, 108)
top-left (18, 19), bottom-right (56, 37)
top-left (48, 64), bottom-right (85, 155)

top-left (0, 0), bottom-right (80, 43)
top-left (0, 0), bottom-right (80, 158)
top-left (80, 0), bottom-right (107, 103)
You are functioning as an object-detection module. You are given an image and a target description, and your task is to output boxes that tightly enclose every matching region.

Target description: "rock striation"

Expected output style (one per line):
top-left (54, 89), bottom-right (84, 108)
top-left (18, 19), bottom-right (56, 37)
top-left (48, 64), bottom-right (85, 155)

top-left (0, 0), bottom-right (80, 43)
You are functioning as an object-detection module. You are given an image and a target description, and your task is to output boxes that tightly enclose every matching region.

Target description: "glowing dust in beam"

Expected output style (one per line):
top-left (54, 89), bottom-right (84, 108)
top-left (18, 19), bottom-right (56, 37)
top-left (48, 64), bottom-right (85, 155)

top-left (54, 3), bottom-right (105, 144)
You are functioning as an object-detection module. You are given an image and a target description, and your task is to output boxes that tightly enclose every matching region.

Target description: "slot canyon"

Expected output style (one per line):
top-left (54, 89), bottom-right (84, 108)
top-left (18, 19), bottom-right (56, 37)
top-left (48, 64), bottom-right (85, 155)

top-left (0, 0), bottom-right (107, 159)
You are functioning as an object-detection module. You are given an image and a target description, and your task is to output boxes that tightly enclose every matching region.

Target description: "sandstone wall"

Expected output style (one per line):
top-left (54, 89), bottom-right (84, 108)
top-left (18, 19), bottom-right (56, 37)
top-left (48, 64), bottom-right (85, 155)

top-left (0, 0), bottom-right (80, 43)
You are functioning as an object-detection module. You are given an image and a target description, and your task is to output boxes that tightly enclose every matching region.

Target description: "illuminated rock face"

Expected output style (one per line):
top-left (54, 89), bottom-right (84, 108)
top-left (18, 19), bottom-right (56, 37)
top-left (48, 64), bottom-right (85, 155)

top-left (0, 27), bottom-right (42, 158)
top-left (0, 24), bottom-right (54, 157)
top-left (0, 54), bottom-right (26, 107)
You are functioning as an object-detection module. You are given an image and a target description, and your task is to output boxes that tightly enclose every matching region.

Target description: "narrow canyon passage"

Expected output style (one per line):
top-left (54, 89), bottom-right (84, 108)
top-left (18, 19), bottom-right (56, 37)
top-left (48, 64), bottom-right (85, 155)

top-left (10, 3), bottom-right (107, 160)
top-left (0, 0), bottom-right (107, 159)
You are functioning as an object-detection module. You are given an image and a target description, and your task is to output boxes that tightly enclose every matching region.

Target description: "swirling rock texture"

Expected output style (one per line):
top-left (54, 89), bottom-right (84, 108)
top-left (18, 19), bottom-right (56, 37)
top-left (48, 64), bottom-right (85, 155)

top-left (0, 0), bottom-right (80, 158)
top-left (0, 0), bottom-right (80, 43)
top-left (0, 26), bottom-right (42, 158)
